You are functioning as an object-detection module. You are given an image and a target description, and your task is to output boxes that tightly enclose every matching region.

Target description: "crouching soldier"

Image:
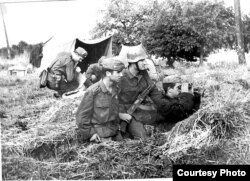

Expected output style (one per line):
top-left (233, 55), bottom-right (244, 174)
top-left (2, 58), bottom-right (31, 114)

top-left (83, 56), bottom-right (106, 88)
top-left (76, 57), bottom-right (125, 143)
top-left (46, 47), bottom-right (88, 98)
top-left (156, 75), bottom-right (201, 131)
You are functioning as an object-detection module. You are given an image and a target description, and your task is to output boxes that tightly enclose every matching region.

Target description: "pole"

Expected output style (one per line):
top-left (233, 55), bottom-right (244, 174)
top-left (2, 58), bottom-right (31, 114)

top-left (234, 0), bottom-right (246, 64)
top-left (0, 5), bottom-right (11, 59)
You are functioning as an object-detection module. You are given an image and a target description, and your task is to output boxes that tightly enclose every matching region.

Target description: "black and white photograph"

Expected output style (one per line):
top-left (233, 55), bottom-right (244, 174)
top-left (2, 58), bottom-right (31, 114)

top-left (1, 0), bottom-right (250, 180)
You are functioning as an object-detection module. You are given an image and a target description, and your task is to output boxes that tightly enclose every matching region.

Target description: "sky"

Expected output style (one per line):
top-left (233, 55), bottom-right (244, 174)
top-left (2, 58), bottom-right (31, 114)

top-left (0, 0), bottom-right (250, 49)
top-left (0, 0), bottom-right (106, 48)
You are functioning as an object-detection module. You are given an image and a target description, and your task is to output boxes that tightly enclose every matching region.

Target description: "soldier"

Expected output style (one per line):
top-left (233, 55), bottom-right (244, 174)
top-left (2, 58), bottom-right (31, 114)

top-left (118, 46), bottom-right (180, 139)
top-left (156, 75), bottom-right (201, 131)
top-left (76, 57), bottom-right (125, 143)
top-left (83, 56), bottom-right (106, 88)
top-left (46, 47), bottom-right (88, 98)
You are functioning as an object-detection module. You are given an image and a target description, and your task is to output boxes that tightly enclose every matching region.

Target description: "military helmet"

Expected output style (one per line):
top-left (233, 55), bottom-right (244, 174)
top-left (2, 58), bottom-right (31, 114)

top-left (102, 57), bottom-right (125, 71)
top-left (127, 45), bottom-right (148, 63)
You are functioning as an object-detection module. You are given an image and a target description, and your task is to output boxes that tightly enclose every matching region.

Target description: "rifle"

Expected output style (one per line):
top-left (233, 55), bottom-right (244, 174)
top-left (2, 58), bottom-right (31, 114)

top-left (127, 82), bottom-right (155, 115)
top-left (120, 82), bottom-right (156, 133)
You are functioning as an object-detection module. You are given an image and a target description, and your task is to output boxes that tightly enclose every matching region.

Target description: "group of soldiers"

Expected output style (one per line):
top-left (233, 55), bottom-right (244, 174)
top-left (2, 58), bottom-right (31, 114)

top-left (42, 46), bottom-right (201, 143)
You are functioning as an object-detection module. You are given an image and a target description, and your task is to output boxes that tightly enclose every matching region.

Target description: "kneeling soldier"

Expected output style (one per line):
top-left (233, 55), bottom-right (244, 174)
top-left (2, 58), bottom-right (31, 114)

top-left (76, 57), bottom-right (125, 143)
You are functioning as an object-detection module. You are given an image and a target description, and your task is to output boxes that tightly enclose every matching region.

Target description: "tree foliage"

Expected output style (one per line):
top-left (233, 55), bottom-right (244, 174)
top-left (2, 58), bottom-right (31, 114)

top-left (91, 0), bottom-right (155, 55)
top-left (145, 0), bottom-right (238, 64)
top-left (90, 0), bottom-right (250, 64)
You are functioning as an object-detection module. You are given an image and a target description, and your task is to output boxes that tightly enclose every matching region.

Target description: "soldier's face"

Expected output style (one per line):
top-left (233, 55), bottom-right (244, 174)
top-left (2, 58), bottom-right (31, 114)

top-left (167, 84), bottom-right (181, 98)
top-left (110, 70), bottom-right (123, 83)
top-left (137, 59), bottom-right (148, 70)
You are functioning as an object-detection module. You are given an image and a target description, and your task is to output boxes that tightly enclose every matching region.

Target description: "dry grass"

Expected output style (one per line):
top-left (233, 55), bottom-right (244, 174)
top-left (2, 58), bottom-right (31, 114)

top-left (1, 51), bottom-right (250, 180)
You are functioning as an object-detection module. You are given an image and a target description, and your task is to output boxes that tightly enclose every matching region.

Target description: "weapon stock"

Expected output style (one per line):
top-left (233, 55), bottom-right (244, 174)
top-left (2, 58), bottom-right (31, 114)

top-left (127, 82), bottom-right (155, 115)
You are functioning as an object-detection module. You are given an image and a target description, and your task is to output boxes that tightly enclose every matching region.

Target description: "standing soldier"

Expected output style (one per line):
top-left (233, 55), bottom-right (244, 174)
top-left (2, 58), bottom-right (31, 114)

top-left (46, 47), bottom-right (88, 98)
top-left (76, 57), bottom-right (125, 143)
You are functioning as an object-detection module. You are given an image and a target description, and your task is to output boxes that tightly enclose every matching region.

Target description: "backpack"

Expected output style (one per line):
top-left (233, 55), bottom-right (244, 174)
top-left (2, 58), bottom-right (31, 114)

top-left (39, 69), bottom-right (49, 88)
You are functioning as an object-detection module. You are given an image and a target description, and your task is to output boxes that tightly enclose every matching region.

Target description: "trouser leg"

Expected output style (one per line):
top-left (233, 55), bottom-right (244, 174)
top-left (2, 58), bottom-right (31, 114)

top-left (128, 119), bottom-right (148, 140)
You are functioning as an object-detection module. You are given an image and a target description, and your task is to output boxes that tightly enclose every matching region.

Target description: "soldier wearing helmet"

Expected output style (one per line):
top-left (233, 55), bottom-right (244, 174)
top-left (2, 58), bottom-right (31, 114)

top-left (76, 57), bottom-right (125, 143)
top-left (84, 56), bottom-right (107, 88)
top-left (46, 47), bottom-right (88, 98)
top-left (118, 46), bottom-right (180, 139)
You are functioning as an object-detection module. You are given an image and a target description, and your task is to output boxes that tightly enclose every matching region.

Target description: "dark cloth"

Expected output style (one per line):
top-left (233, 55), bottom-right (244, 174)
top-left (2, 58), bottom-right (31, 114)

top-left (76, 80), bottom-right (120, 141)
top-left (84, 63), bottom-right (102, 87)
top-left (47, 72), bottom-right (79, 96)
top-left (46, 52), bottom-right (79, 95)
top-left (157, 92), bottom-right (201, 124)
top-left (118, 69), bottom-right (177, 114)
top-left (118, 68), bottom-right (178, 138)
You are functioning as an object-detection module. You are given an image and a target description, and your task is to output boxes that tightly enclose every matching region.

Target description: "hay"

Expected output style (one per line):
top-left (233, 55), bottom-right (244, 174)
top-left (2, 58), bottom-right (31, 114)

top-left (2, 61), bottom-right (250, 179)
top-left (159, 64), bottom-right (250, 163)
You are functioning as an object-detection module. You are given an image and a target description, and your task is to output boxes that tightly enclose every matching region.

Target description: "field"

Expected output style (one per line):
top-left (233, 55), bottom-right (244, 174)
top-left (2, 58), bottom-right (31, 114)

top-left (1, 52), bottom-right (250, 180)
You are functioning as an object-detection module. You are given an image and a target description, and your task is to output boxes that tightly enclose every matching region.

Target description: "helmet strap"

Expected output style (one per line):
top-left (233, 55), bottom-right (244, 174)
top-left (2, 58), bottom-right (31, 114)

top-left (136, 62), bottom-right (140, 72)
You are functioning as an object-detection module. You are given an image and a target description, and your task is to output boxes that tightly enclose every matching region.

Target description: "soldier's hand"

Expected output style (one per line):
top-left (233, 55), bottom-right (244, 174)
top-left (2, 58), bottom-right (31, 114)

top-left (76, 66), bottom-right (81, 73)
top-left (119, 113), bottom-right (132, 122)
top-left (90, 133), bottom-right (102, 143)
top-left (91, 74), bottom-right (97, 82)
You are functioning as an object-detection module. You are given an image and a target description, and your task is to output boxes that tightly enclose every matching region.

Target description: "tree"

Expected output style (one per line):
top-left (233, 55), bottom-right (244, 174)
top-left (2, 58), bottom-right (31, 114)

top-left (144, 0), bottom-right (237, 65)
top-left (242, 15), bottom-right (250, 53)
top-left (234, 0), bottom-right (246, 64)
top-left (91, 0), bottom-right (155, 55)
top-left (145, 0), bottom-right (202, 67)
top-left (181, 0), bottom-right (235, 64)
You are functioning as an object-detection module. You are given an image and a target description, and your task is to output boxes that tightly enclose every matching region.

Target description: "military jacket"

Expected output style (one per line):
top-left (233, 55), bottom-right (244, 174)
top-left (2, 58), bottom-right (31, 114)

top-left (158, 92), bottom-right (201, 123)
top-left (50, 52), bottom-right (76, 82)
top-left (76, 80), bottom-right (120, 139)
top-left (118, 68), bottom-right (178, 114)
top-left (85, 63), bottom-right (102, 81)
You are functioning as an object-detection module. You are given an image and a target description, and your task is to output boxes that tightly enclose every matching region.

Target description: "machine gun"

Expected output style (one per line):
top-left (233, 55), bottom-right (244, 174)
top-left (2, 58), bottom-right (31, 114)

top-left (120, 82), bottom-right (156, 133)
top-left (127, 82), bottom-right (155, 115)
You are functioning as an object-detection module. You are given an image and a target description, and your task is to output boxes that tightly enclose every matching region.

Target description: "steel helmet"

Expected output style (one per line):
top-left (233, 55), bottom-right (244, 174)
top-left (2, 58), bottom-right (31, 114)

top-left (127, 45), bottom-right (148, 63)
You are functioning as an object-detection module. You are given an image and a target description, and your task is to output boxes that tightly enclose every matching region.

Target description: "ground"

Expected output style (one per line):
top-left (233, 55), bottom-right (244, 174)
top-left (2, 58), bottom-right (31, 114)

top-left (1, 55), bottom-right (250, 180)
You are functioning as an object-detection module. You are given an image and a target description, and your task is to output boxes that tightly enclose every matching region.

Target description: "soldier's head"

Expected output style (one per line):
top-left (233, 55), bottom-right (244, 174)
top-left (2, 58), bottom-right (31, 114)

top-left (101, 57), bottom-right (125, 83)
top-left (127, 46), bottom-right (148, 71)
top-left (162, 75), bottom-right (181, 98)
top-left (72, 47), bottom-right (88, 62)
top-left (98, 56), bottom-right (107, 66)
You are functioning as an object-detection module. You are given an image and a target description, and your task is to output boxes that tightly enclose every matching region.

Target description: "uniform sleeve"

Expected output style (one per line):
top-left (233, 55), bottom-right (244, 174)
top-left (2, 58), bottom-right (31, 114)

top-left (76, 90), bottom-right (95, 139)
top-left (65, 60), bottom-right (75, 82)
top-left (119, 103), bottom-right (127, 114)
